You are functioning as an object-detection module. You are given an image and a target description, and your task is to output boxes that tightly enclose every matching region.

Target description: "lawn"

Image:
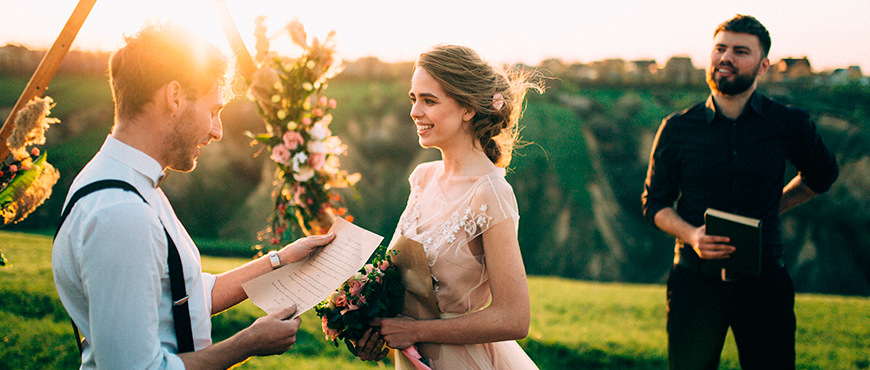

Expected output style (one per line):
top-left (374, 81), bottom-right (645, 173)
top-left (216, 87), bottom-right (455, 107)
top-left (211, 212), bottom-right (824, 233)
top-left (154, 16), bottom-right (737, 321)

top-left (1, 230), bottom-right (868, 369)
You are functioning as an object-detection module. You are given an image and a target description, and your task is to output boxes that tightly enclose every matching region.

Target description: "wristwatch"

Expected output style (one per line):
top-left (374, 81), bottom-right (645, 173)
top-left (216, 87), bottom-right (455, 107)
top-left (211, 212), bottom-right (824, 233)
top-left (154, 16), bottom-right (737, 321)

top-left (268, 250), bottom-right (282, 270)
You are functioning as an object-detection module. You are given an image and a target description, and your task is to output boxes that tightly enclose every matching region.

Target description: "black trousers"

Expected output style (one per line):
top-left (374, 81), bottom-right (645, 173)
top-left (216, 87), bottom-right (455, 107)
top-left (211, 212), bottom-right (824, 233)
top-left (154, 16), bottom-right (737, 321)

top-left (667, 264), bottom-right (796, 370)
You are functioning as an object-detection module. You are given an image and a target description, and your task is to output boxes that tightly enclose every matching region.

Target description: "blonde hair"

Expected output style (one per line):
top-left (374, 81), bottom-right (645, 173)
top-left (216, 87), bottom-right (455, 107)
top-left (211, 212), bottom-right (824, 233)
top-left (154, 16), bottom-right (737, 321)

top-left (109, 22), bottom-right (232, 122)
top-left (416, 45), bottom-right (542, 167)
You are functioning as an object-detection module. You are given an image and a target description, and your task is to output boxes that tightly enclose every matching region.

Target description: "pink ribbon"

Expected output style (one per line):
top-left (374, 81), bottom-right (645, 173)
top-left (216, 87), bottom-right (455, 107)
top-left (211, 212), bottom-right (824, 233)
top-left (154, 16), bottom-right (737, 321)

top-left (401, 345), bottom-right (432, 370)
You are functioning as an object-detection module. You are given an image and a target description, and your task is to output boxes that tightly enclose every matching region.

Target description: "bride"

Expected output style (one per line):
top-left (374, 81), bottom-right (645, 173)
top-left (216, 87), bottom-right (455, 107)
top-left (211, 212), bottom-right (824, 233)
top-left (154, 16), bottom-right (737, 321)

top-left (357, 44), bottom-right (542, 370)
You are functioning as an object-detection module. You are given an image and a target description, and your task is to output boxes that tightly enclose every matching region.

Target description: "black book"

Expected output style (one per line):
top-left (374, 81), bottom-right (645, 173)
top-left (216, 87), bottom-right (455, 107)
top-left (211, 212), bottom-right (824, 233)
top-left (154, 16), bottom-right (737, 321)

top-left (704, 208), bottom-right (762, 279)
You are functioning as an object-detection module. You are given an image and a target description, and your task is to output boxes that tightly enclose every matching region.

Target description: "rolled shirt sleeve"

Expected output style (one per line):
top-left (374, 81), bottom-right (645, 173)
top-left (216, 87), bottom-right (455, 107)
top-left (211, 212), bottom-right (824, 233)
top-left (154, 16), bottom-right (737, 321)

top-left (790, 116), bottom-right (839, 194)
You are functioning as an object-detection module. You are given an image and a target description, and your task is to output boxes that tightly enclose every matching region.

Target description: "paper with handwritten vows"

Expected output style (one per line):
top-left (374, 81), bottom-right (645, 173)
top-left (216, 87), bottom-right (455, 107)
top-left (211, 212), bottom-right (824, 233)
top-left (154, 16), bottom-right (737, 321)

top-left (242, 217), bottom-right (384, 318)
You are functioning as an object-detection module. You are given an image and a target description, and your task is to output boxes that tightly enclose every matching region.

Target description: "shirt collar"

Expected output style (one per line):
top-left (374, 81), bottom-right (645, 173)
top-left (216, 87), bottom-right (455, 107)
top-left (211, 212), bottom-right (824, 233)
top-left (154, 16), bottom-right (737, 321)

top-left (100, 135), bottom-right (167, 188)
top-left (704, 90), bottom-right (763, 124)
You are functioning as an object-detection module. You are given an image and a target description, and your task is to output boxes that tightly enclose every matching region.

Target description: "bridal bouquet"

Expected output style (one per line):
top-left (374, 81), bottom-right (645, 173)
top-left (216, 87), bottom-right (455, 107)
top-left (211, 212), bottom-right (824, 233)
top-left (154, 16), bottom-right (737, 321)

top-left (1, 96), bottom-right (61, 266)
top-left (247, 17), bottom-right (359, 245)
top-left (314, 244), bottom-right (404, 355)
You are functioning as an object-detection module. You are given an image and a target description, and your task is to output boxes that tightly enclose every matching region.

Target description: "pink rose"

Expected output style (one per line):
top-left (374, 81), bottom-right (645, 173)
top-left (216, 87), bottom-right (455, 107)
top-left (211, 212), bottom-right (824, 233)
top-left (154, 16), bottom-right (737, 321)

top-left (319, 96), bottom-right (328, 106)
top-left (31, 147), bottom-right (40, 157)
top-left (283, 131), bottom-right (304, 150)
top-left (492, 93), bottom-right (505, 111)
top-left (308, 153), bottom-right (326, 170)
top-left (328, 99), bottom-right (337, 109)
top-left (349, 280), bottom-right (364, 297)
top-left (302, 117), bottom-right (312, 126)
top-left (378, 259), bottom-right (390, 271)
top-left (9, 164), bottom-right (18, 173)
top-left (270, 144), bottom-right (291, 165)
top-left (334, 293), bottom-right (347, 308)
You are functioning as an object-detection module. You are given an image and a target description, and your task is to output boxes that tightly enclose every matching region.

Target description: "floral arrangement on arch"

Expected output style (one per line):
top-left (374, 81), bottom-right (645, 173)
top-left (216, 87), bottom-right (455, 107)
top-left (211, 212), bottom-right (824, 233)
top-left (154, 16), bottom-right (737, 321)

top-left (247, 17), bottom-right (359, 244)
top-left (0, 96), bottom-right (61, 266)
top-left (314, 244), bottom-right (404, 355)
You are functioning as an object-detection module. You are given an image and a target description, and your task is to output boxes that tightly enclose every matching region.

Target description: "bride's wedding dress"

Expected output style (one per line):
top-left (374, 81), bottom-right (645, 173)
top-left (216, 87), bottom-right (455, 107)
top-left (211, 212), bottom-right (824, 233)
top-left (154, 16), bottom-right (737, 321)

top-left (392, 161), bottom-right (539, 370)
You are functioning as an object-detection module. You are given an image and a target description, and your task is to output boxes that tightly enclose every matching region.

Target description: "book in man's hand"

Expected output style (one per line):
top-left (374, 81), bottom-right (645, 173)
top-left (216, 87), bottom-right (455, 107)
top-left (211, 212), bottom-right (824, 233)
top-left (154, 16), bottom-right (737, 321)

top-left (704, 208), bottom-right (762, 279)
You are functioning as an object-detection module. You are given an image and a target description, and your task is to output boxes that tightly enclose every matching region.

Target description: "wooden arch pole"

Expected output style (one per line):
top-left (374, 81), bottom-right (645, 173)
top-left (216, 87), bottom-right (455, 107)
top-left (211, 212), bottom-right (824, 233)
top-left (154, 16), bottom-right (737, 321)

top-left (0, 0), bottom-right (98, 160)
top-left (210, 0), bottom-right (256, 84)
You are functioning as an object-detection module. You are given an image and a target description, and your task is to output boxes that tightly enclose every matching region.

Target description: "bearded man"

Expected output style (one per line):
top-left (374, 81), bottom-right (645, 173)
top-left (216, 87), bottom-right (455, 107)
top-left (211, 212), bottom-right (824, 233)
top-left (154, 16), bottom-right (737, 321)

top-left (642, 14), bottom-right (839, 370)
top-left (52, 22), bottom-right (334, 369)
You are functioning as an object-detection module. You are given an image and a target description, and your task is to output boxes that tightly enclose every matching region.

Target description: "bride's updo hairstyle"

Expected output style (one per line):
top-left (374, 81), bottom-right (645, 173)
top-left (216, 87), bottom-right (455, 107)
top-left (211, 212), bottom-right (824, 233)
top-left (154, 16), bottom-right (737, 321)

top-left (417, 45), bottom-right (542, 167)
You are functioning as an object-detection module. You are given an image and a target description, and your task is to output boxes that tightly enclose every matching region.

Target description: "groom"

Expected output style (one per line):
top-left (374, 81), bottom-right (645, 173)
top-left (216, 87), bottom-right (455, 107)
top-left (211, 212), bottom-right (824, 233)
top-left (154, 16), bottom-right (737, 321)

top-left (52, 22), bottom-right (334, 369)
top-left (642, 14), bottom-right (838, 369)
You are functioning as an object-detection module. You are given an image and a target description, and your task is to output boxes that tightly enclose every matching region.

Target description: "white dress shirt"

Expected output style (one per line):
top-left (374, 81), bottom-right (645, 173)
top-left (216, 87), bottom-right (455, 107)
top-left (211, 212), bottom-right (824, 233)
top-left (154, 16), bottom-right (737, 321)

top-left (53, 136), bottom-right (216, 369)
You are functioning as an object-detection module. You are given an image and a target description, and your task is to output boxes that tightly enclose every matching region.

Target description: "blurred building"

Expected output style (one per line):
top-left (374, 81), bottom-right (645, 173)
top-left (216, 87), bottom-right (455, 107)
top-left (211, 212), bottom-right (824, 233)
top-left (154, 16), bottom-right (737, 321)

top-left (770, 57), bottom-right (813, 82)
top-left (626, 60), bottom-right (658, 83)
top-left (590, 58), bottom-right (627, 83)
top-left (661, 56), bottom-right (700, 85)
top-left (826, 65), bottom-right (869, 85)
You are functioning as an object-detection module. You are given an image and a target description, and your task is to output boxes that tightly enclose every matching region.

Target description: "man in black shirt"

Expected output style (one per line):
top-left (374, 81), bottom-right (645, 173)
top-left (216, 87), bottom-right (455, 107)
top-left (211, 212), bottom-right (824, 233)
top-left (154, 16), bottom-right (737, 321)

top-left (642, 14), bottom-right (839, 370)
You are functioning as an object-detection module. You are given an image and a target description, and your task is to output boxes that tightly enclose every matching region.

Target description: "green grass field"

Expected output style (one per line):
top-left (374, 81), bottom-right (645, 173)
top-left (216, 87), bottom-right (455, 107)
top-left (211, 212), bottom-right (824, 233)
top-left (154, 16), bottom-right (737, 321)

top-left (1, 230), bottom-right (868, 369)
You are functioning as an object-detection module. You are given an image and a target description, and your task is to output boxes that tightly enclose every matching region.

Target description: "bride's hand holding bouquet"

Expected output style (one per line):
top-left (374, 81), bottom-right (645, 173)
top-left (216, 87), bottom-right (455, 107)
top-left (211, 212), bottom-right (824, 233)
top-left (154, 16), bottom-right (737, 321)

top-left (313, 245), bottom-right (403, 355)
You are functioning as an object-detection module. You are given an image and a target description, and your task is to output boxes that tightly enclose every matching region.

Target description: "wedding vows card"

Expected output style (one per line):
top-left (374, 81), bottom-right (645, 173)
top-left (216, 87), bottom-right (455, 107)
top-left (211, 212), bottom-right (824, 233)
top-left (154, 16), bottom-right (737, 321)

top-left (242, 217), bottom-right (384, 318)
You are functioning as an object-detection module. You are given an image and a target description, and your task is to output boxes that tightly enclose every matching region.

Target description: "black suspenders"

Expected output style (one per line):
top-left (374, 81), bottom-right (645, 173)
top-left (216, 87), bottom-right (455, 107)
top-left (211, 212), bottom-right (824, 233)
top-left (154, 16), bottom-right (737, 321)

top-left (55, 179), bottom-right (194, 354)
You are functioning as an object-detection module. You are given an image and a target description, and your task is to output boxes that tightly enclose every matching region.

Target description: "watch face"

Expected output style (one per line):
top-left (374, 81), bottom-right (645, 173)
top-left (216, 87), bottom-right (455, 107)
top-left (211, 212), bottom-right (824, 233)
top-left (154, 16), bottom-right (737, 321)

top-left (269, 251), bottom-right (281, 269)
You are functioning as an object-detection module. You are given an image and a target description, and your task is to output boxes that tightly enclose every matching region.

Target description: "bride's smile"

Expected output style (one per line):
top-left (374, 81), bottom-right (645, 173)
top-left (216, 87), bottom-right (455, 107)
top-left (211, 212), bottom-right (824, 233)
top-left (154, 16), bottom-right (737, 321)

top-left (408, 68), bottom-right (475, 152)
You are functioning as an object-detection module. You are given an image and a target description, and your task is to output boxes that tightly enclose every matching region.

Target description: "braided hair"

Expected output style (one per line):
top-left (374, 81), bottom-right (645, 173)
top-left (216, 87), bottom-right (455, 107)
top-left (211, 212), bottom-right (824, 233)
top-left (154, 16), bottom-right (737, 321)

top-left (416, 45), bottom-right (542, 167)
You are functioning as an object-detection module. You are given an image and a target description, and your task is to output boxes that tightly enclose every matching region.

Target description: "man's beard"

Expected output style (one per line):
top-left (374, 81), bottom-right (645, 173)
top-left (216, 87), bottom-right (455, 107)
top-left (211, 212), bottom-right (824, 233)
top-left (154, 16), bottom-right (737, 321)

top-left (164, 108), bottom-right (200, 173)
top-left (707, 62), bottom-right (760, 96)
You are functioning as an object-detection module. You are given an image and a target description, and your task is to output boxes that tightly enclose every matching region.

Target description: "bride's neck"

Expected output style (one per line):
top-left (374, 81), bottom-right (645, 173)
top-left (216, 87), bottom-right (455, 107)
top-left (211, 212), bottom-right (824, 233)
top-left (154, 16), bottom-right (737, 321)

top-left (440, 148), bottom-right (495, 178)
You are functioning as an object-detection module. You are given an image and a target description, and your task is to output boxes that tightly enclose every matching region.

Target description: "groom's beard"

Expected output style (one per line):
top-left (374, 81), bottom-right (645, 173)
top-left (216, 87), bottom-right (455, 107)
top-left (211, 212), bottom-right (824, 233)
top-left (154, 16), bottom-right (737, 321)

top-left (164, 107), bottom-right (201, 173)
top-left (707, 61), bottom-right (760, 96)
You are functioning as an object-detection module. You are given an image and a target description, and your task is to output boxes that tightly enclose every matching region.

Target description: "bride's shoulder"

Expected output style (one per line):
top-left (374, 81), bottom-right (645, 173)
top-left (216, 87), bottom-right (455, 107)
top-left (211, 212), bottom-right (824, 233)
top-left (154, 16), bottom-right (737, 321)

top-left (480, 168), bottom-right (514, 191)
top-left (409, 161), bottom-right (443, 181)
top-left (472, 171), bottom-right (516, 204)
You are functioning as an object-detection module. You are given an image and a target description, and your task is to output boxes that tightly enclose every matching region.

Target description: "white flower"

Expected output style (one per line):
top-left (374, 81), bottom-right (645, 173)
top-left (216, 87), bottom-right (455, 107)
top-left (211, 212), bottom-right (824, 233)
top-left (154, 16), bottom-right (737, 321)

top-left (309, 122), bottom-right (331, 140)
top-left (292, 152), bottom-right (308, 172)
top-left (307, 140), bottom-right (326, 154)
top-left (320, 114), bottom-right (333, 125)
top-left (293, 165), bottom-right (315, 181)
top-left (323, 136), bottom-right (345, 155)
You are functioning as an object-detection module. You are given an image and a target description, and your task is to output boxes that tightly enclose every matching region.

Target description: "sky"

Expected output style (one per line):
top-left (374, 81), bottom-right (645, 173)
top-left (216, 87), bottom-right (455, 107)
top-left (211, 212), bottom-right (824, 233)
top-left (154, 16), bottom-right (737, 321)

top-left (1, 0), bottom-right (868, 72)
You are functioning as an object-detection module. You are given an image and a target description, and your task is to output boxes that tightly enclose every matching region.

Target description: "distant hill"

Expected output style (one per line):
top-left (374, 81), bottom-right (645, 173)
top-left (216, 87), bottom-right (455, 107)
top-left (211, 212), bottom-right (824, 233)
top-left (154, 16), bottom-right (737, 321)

top-left (2, 57), bottom-right (868, 296)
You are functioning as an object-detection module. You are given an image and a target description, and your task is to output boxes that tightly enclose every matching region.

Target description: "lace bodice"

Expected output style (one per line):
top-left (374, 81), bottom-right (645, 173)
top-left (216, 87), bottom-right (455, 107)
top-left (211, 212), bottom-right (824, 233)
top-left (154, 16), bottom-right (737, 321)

top-left (394, 161), bottom-right (519, 313)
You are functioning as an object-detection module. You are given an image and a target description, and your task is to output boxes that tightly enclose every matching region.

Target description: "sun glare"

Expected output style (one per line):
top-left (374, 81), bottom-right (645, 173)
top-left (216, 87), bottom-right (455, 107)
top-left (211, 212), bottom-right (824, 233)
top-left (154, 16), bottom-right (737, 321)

top-left (2, 0), bottom-right (868, 71)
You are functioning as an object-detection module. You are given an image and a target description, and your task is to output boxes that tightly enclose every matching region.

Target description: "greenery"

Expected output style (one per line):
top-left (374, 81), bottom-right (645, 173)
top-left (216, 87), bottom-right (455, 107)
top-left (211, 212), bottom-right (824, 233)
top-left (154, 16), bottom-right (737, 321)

top-left (1, 66), bottom-right (868, 297)
top-left (2, 230), bottom-right (869, 369)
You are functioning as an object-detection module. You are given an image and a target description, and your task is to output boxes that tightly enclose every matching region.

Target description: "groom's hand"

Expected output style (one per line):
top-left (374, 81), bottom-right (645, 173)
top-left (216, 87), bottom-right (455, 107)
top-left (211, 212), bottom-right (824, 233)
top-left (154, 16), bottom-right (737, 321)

top-left (280, 232), bottom-right (335, 264)
top-left (243, 305), bottom-right (301, 356)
